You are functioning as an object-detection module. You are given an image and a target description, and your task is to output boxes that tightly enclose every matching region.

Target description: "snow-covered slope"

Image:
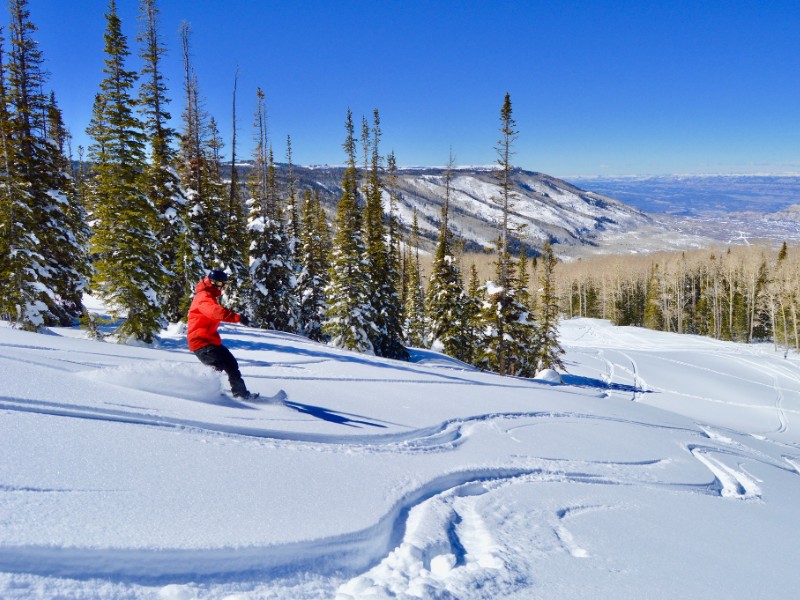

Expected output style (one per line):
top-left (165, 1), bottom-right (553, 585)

top-left (2, 318), bottom-right (800, 599)
top-left (390, 168), bottom-right (651, 252)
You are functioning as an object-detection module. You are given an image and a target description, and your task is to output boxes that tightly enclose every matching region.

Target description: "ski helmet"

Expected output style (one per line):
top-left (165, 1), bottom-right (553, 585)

top-left (208, 269), bottom-right (229, 284)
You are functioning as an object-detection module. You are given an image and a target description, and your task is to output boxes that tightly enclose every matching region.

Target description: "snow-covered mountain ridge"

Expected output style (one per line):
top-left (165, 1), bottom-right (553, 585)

top-left (231, 164), bottom-right (652, 254)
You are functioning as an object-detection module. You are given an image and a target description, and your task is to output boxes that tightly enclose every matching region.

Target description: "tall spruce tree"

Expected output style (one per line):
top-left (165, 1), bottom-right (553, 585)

top-left (285, 135), bottom-right (300, 261)
top-left (43, 91), bottom-right (90, 323)
top-left (0, 2), bottom-right (87, 329)
top-left (0, 28), bottom-right (12, 318)
top-left (247, 89), bottom-right (295, 330)
top-left (363, 109), bottom-right (407, 359)
top-left (531, 240), bottom-right (564, 372)
top-left (87, 0), bottom-right (166, 343)
top-left (176, 21), bottom-right (221, 285)
top-left (324, 109), bottom-right (375, 353)
top-left (296, 188), bottom-right (330, 341)
top-left (385, 151), bottom-right (404, 309)
top-left (462, 264), bottom-right (484, 365)
top-left (404, 210), bottom-right (428, 347)
top-left (426, 151), bottom-right (469, 359)
top-left (477, 243), bottom-right (534, 375)
top-left (477, 93), bottom-right (535, 375)
top-left (137, 0), bottom-right (188, 322)
top-left (219, 69), bottom-right (249, 310)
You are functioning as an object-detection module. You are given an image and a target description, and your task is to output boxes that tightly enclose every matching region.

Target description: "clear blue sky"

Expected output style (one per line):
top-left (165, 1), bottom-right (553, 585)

top-left (29, 0), bottom-right (800, 177)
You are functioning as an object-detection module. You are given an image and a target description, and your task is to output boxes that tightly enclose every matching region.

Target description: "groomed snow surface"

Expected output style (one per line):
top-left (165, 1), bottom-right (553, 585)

top-left (2, 316), bottom-right (800, 599)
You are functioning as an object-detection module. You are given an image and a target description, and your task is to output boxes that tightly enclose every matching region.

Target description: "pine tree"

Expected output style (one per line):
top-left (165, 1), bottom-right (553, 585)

top-left (404, 210), bottom-right (428, 347)
top-left (477, 243), bottom-right (534, 375)
top-left (324, 109), bottom-right (375, 353)
top-left (217, 70), bottom-right (249, 310)
top-left (0, 29), bottom-right (12, 318)
top-left (247, 89), bottom-right (295, 330)
top-left (363, 109), bottom-right (407, 359)
top-left (0, 2), bottom-right (87, 328)
top-left (426, 151), bottom-right (469, 360)
top-left (643, 264), bottom-right (664, 330)
top-left (286, 135), bottom-right (300, 261)
top-left (87, 0), bottom-right (166, 343)
top-left (462, 264), bottom-right (484, 365)
top-left (0, 11), bottom-right (46, 328)
top-left (476, 93), bottom-right (535, 375)
top-left (137, 0), bottom-right (188, 322)
top-left (43, 92), bottom-right (90, 323)
top-left (176, 21), bottom-right (221, 286)
top-left (531, 240), bottom-right (564, 372)
top-left (296, 188), bottom-right (330, 341)
top-left (385, 151), bottom-right (404, 307)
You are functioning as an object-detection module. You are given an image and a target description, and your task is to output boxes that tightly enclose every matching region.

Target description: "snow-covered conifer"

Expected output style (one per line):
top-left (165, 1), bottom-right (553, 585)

top-left (296, 189), bottom-right (330, 341)
top-left (137, 0), bottom-right (191, 322)
top-left (531, 239), bottom-right (564, 372)
top-left (176, 22), bottom-right (221, 288)
top-left (426, 151), bottom-right (469, 360)
top-left (247, 89), bottom-right (295, 330)
top-left (0, 1), bottom-right (88, 329)
top-left (323, 109), bottom-right (375, 353)
top-left (86, 0), bottom-right (166, 343)
top-left (363, 109), bottom-right (407, 359)
top-left (404, 211), bottom-right (428, 348)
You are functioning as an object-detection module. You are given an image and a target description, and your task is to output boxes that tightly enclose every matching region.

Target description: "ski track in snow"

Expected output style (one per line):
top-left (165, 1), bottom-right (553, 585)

top-left (2, 399), bottom-right (793, 584)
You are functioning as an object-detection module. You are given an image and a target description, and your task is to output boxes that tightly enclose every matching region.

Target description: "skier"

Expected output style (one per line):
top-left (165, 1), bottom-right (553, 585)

top-left (188, 269), bottom-right (258, 400)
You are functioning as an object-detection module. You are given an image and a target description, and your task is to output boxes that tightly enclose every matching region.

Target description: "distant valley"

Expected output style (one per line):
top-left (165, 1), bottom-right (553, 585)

top-left (567, 174), bottom-right (800, 215)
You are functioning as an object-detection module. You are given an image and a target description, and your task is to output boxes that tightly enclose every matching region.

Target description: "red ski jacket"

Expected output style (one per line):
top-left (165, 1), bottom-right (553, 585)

top-left (187, 277), bottom-right (242, 351)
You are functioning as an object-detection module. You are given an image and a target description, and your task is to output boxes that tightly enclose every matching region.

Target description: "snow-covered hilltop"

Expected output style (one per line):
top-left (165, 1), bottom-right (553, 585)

top-left (2, 317), bottom-right (800, 599)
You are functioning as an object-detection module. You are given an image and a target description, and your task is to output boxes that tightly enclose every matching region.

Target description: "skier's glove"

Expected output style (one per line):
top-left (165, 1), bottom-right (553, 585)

top-left (239, 314), bottom-right (250, 327)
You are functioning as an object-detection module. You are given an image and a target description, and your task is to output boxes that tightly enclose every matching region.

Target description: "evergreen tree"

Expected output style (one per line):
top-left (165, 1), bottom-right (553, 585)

top-left (462, 263), bottom-right (484, 365)
top-left (0, 2), bottom-right (87, 328)
top-left (247, 88), bottom-right (295, 330)
top-left (363, 109), bottom-right (407, 359)
top-left (0, 29), bottom-right (12, 318)
top-left (296, 188), bottom-right (330, 341)
top-left (286, 134), bottom-right (301, 261)
top-left (476, 93), bottom-right (535, 375)
top-left (643, 264), bottom-right (664, 330)
top-left (385, 151), bottom-right (404, 303)
top-left (86, 0), bottom-right (166, 343)
top-left (477, 243), bottom-right (534, 375)
top-left (217, 71), bottom-right (249, 310)
top-left (176, 21), bottom-right (220, 287)
top-left (426, 151), bottom-right (469, 360)
top-left (324, 109), bottom-right (375, 353)
top-left (404, 210), bottom-right (428, 347)
top-left (531, 240), bottom-right (564, 372)
top-left (43, 92), bottom-right (90, 323)
top-left (137, 0), bottom-right (188, 322)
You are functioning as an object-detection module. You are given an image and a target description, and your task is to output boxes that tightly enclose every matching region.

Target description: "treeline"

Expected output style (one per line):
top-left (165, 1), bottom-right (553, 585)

top-left (556, 244), bottom-right (800, 352)
top-left (0, 0), bottom-right (564, 376)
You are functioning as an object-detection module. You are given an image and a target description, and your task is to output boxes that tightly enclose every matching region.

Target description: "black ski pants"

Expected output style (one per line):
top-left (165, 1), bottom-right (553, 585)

top-left (194, 344), bottom-right (248, 397)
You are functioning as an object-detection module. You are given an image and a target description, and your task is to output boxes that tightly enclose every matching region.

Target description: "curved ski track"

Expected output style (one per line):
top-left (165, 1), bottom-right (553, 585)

top-left (1, 400), bottom-right (795, 583)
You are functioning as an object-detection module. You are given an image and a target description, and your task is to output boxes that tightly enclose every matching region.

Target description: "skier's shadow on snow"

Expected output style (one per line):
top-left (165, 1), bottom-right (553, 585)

top-left (282, 400), bottom-right (388, 429)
